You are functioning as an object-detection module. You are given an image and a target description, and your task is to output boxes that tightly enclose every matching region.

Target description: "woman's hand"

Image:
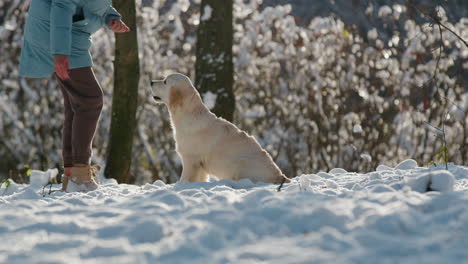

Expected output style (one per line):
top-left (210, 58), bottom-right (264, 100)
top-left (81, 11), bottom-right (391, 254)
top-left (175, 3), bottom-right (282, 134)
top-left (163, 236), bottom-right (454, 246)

top-left (54, 55), bottom-right (70, 80)
top-left (108, 19), bottom-right (130, 33)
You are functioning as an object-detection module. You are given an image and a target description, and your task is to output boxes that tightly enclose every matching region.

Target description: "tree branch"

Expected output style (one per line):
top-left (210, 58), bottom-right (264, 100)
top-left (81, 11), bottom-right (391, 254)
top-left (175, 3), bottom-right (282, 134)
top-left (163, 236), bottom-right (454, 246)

top-left (407, 0), bottom-right (468, 48)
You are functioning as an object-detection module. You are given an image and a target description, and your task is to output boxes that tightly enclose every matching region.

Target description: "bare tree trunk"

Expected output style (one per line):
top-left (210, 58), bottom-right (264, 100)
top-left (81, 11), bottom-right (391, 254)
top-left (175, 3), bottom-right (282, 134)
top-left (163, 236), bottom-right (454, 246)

top-left (195, 0), bottom-right (235, 121)
top-left (104, 0), bottom-right (139, 183)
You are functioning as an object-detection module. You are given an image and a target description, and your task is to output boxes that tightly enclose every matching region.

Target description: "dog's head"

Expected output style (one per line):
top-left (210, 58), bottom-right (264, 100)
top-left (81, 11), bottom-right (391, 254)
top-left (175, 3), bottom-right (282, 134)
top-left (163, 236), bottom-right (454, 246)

top-left (150, 73), bottom-right (196, 111)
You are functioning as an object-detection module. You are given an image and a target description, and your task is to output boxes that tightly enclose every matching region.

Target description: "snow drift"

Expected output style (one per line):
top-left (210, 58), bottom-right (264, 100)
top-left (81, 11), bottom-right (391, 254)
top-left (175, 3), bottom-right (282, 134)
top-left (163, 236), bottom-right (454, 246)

top-left (1, 160), bottom-right (467, 263)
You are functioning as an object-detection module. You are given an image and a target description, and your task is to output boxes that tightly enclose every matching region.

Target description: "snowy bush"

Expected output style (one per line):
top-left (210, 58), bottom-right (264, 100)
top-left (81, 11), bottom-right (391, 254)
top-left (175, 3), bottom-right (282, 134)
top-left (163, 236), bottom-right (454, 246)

top-left (0, 0), bottom-right (466, 183)
top-left (231, 1), bottom-right (467, 176)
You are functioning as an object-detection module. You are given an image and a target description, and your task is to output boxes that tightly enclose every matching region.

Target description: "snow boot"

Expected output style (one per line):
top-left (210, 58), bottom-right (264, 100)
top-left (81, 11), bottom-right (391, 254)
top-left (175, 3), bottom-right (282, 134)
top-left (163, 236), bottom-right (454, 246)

top-left (61, 167), bottom-right (71, 192)
top-left (61, 174), bottom-right (69, 192)
top-left (63, 165), bottom-right (99, 192)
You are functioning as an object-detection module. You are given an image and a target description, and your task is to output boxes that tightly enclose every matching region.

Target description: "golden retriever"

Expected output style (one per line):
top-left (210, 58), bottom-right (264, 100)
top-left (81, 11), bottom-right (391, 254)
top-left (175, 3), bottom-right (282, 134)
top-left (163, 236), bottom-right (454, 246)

top-left (150, 73), bottom-right (289, 184)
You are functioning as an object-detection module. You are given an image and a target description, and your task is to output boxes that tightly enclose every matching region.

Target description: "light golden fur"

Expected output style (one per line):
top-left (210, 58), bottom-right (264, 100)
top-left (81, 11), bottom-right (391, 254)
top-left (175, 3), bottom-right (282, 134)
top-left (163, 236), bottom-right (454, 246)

top-left (151, 73), bottom-right (289, 184)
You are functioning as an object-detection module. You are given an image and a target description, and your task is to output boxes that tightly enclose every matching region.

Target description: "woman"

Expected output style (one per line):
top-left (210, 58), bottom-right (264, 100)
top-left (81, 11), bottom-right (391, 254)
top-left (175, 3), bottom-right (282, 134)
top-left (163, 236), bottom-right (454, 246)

top-left (19, 0), bottom-right (130, 192)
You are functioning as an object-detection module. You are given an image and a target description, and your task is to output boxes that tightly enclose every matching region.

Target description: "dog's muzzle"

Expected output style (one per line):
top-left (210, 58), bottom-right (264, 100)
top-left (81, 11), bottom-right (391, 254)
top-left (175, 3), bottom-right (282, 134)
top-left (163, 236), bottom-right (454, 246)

top-left (150, 80), bottom-right (161, 101)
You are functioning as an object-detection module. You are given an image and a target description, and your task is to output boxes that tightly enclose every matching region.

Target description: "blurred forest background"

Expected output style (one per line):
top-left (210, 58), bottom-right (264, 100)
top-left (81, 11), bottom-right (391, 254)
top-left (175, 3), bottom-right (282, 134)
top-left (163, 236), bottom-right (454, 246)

top-left (0, 0), bottom-right (466, 184)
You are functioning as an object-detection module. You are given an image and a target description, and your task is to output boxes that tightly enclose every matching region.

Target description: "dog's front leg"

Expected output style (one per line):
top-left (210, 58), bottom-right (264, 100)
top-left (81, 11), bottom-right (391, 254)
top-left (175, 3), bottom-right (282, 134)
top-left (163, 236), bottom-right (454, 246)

top-left (180, 156), bottom-right (206, 182)
top-left (180, 166), bottom-right (198, 182)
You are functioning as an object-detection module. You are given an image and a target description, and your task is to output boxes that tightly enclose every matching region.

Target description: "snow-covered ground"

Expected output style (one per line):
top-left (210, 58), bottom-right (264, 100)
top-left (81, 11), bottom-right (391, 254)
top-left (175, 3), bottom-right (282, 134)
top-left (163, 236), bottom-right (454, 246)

top-left (1, 160), bottom-right (467, 264)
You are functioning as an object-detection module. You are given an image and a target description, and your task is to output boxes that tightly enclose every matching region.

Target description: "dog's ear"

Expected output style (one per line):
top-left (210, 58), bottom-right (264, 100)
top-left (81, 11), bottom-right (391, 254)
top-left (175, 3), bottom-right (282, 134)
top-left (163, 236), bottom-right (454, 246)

top-left (169, 87), bottom-right (185, 110)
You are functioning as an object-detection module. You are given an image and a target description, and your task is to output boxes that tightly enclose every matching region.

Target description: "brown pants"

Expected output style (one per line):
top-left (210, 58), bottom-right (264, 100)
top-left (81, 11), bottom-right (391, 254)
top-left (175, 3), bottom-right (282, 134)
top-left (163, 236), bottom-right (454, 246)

top-left (56, 67), bottom-right (103, 167)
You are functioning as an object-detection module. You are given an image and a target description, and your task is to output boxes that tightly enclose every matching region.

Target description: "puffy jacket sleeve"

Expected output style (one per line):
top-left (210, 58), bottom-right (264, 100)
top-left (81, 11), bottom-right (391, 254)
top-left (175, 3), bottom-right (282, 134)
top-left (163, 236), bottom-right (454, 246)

top-left (50, 0), bottom-right (76, 56)
top-left (103, 6), bottom-right (122, 28)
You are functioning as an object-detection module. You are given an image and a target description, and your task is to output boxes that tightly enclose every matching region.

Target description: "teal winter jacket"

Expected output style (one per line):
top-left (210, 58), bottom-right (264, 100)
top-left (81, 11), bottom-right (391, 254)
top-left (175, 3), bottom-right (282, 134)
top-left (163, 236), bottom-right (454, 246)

top-left (19, 0), bottom-right (121, 78)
